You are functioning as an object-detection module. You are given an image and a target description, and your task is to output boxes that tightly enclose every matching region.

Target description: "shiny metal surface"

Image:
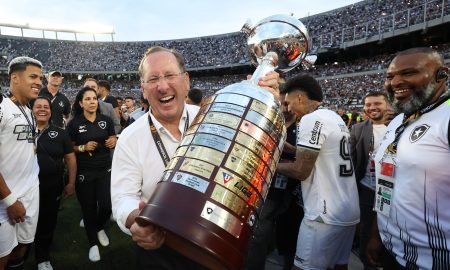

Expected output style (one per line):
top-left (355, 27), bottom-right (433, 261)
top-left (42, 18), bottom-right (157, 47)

top-left (244, 14), bottom-right (310, 73)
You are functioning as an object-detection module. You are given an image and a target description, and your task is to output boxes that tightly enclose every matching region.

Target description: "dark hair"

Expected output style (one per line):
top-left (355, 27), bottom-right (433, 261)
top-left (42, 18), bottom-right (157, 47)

top-left (125, 96), bottom-right (134, 101)
top-left (140, 93), bottom-right (149, 106)
top-left (116, 96), bottom-right (124, 101)
top-left (31, 96), bottom-right (53, 117)
top-left (97, 80), bottom-right (111, 91)
top-left (282, 74), bottom-right (323, 102)
top-left (8, 56), bottom-right (43, 77)
top-left (362, 90), bottom-right (389, 105)
top-left (72, 87), bottom-right (99, 116)
top-left (396, 47), bottom-right (444, 64)
top-left (187, 88), bottom-right (203, 105)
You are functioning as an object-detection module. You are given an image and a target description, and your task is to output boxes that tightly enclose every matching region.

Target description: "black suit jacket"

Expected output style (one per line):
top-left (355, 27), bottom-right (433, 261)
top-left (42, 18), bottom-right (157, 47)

top-left (350, 120), bottom-right (373, 182)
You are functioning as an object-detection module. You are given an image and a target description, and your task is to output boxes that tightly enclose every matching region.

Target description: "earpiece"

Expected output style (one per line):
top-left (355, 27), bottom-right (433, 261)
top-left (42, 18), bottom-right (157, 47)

top-left (436, 68), bottom-right (448, 81)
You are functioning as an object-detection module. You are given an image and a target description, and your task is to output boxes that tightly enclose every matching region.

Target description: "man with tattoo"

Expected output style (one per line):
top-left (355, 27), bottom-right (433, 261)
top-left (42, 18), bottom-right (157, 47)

top-left (277, 74), bottom-right (360, 270)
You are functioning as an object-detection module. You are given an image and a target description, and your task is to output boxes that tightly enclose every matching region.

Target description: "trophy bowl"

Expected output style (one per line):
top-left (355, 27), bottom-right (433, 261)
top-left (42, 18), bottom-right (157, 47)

top-left (136, 14), bottom-right (309, 270)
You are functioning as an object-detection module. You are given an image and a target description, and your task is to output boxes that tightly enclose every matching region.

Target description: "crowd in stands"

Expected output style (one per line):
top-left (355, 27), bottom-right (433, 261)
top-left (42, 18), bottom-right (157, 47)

top-left (0, 34), bottom-right (248, 71)
top-left (304, 0), bottom-right (450, 50)
top-left (1, 0), bottom-right (450, 111)
top-left (2, 0), bottom-right (449, 72)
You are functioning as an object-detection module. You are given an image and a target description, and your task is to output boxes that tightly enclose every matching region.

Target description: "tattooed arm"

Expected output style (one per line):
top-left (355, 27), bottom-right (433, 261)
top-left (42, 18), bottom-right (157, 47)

top-left (277, 147), bottom-right (319, 181)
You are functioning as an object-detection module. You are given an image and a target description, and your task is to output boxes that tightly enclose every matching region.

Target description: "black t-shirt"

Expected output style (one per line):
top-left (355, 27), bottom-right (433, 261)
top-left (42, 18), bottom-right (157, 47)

top-left (39, 87), bottom-right (71, 128)
top-left (36, 125), bottom-right (73, 177)
top-left (267, 123), bottom-right (298, 200)
top-left (67, 114), bottom-right (115, 170)
top-left (102, 95), bottom-right (119, 108)
top-left (341, 114), bottom-right (349, 125)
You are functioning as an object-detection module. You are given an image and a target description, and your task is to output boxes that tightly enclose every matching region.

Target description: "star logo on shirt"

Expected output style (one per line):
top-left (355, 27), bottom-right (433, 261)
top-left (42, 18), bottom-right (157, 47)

top-left (409, 124), bottom-right (430, 143)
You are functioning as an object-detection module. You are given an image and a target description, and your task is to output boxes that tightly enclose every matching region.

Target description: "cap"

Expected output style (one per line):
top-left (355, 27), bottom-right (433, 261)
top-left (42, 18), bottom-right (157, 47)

top-left (48, 71), bottom-right (62, 77)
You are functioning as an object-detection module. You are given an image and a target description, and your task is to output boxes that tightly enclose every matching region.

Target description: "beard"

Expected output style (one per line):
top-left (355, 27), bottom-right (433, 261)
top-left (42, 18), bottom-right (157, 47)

top-left (388, 81), bottom-right (437, 115)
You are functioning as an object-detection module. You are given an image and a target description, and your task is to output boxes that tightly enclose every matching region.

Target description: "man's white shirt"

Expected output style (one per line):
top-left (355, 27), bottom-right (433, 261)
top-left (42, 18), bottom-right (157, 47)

top-left (111, 104), bottom-right (199, 234)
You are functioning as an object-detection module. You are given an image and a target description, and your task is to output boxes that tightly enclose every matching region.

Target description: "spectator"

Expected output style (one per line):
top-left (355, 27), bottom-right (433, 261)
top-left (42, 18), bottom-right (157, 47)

top-left (349, 90), bottom-right (390, 270)
top-left (97, 80), bottom-right (120, 119)
top-left (185, 88), bottom-right (203, 106)
top-left (39, 71), bottom-right (71, 129)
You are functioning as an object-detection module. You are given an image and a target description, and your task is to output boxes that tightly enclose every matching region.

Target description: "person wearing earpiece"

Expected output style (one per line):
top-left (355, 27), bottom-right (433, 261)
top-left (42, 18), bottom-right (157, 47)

top-left (367, 47), bottom-right (450, 270)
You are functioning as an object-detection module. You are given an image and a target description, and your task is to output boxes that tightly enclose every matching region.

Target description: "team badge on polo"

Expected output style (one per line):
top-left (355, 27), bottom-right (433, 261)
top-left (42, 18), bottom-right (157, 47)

top-left (409, 124), bottom-right (430, 143)
top-left (98, 121), bottom-right (106, 129)
top-left (48, 131), bottom-right (58, 138)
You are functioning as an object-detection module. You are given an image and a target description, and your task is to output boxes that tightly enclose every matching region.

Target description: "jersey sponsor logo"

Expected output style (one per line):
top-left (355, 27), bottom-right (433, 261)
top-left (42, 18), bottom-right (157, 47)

top-left (0, 107), bottom-right (3, 123)
top-left (13, 113), bottom-right (22, 118)
top-left (48, 131), bottom-right (58, 138)
top-left (409, 124), bottom-right (430, 143)
top-left (13, 125), bottom-right (33, 141)
top-left (98, 121), bottom-right (106, 129)
top-left (59, 101), bottom-right (64, 108)
top-left (78, 174), bottom-right (85, 183)
top-left (309, 121), bottom-right (323, 145)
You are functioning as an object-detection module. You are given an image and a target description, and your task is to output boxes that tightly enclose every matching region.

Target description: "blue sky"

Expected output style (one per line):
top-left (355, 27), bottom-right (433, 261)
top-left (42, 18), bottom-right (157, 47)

top-left (0, 0), bottom-right (360, 41)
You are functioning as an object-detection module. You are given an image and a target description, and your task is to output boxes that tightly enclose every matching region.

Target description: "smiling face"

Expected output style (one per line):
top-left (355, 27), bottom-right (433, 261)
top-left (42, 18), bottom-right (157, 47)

top-left (363, 95), bottom-right (388, 123)
top-left (140, 51), bottom-right (190, 125)
top-left (33, 98), bottom-right (51, 124)
top-left (79, 90), bottom-right (98, 114)
top-left (11, 65), bottom-right (43, 104)
top-left (385, 52), bottom-right (444, 115)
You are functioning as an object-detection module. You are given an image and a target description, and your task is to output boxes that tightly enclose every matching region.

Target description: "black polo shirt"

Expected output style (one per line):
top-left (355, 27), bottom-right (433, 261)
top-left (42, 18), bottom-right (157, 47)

top-left (102, 95), bottom-right (119, 108)
top-left (267, 123), bottom-right (298, 200)
top-left (36, 125), bottom-right (73, 178)
top-left (39, 87), bottom-right (71, 128)
top-left (67, 114), bottom-right (115, 170)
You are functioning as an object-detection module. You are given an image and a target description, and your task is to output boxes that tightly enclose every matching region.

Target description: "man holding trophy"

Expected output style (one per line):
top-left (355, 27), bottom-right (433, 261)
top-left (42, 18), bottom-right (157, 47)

top-left (112, 14), bottom-right (315, 270)
top-left (111, 45), bottom-right (279, 269)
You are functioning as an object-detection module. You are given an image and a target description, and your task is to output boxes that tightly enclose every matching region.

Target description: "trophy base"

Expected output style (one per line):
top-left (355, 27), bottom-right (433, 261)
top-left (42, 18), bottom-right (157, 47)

top-left (136, 182), bottom-right (250, 270)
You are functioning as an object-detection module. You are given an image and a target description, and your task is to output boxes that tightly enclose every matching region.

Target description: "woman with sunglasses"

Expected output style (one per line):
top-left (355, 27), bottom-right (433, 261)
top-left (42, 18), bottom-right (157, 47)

top-left (67, 87), bottom-right (116, 262)
top-left (32, 96), bottom-right (76, 270)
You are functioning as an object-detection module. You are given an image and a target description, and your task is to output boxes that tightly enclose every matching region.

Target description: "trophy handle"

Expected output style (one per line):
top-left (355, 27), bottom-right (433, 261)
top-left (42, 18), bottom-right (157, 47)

top-left (249, 52), bottom-right (278, 86)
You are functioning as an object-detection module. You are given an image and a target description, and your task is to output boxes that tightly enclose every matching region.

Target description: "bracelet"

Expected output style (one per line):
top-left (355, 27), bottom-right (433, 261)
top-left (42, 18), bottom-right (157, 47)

top-left (1, 193), bottom-right (17, 207)
top-left (78, 145), bottom-right (85, 152)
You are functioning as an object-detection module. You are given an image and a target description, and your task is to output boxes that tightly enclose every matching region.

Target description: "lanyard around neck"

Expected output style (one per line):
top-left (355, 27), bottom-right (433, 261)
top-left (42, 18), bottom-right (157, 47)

top-left (9, 92), bottom-right (37, 141)
top-left (148, 112), bottom-right (189, 166)
top-left (386, 92), bottom-right (450, 154)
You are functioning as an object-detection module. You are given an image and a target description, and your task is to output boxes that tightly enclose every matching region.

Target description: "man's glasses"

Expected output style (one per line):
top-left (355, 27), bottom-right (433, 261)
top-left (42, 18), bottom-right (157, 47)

top-left (141, 72), bottom-right (185, 87)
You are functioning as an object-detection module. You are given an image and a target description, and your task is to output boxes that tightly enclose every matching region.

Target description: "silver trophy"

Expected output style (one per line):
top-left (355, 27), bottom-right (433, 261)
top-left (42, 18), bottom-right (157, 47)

top-left (137, 14), bottom-right (310, 270)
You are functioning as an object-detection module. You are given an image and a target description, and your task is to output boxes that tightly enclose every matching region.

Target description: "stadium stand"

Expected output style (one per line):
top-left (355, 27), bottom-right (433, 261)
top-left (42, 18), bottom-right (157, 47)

top-left (1, 0), bottom-right (450, 108)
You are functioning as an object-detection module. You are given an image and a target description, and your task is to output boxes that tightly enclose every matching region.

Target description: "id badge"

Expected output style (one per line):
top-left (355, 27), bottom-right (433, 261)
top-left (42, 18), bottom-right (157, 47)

top-left (375, 154), bottom-right (396, 217)
top-left (274, 174), bottom-right (288, 190)
top-left (374, 177), bottom-right (394, 217)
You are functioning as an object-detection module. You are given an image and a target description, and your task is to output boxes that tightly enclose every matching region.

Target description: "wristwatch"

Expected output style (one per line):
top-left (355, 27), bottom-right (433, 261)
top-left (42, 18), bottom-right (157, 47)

top-left (78, 145), bottom-right (85, 152)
